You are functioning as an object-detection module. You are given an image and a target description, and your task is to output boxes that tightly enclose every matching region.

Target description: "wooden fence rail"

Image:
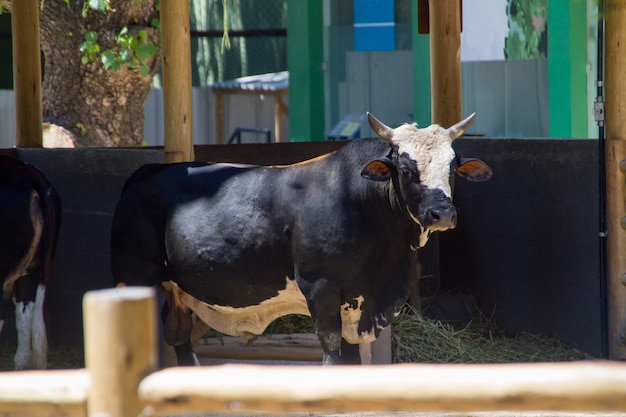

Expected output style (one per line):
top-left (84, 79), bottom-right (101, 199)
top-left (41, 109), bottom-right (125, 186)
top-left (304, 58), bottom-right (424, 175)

top-left (3, 287), bottom-right (626, 417)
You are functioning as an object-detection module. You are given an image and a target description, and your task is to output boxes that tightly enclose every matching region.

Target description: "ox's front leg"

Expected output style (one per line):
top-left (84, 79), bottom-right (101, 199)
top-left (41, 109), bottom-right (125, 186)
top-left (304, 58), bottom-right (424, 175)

top-left (341, 339), bottom-right (362, 364)
top-left (300, 278), bottom-right (343, 365)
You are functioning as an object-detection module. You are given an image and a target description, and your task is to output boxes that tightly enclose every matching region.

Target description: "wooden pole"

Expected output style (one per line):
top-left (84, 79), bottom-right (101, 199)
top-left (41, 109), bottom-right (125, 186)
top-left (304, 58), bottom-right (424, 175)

top-left (84, 287), bottom-right (157, 417)
top-left (604, 0), bottom-right (626, 359)
top-left (139, 361), bottom-right (626, 415)
top-left (428, 0), bottom-right (462, 128)
top-left (215, 91), bottom-right (225, 144)
top-left (11, 0), bottom-right (43, 148)
top-left (161, 0), bottom-right (194, 162)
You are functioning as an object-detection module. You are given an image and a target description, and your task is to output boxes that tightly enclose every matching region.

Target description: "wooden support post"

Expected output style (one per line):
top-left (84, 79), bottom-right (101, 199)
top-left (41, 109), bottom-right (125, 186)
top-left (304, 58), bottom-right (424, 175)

top-left (11, 0), bottom-right (43, 148)
top-left (161, 0), bottom-right (194, 162)
top-left (84, 287), bottom-right (157, 417)
top-left (604, 0), bottom-right (626, 360)
top-left (274, 93), bottom-right (289, 143)
top-left (428, 0), bottom-right (462, 128)
top-left (215, 91), bottom-right (225, 144)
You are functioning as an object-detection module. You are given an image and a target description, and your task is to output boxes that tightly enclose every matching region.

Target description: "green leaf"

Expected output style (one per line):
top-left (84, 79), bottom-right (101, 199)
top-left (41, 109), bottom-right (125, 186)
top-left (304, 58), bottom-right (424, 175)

top-left (135, 43), bottom-right (155, 62)
top-left (101, 50), bottom-right (116, 69)
top-left (85, 31), bottom-right (98, 43)
top-left (139, 65), bottom-right (151, 78)
top-left (117, 34), bottom-right (134, 49)
top-left (81, 56), bottom-right (89, 65)
top-left (138, 30), bottom-right (148, 43)
top-left (88, 0), bottom-right (107, 12)
top-left (111, 61), bottom-right (122, 71)
top-left (151, 18), bottom-right (160, 30)
top-left (119, 49), bottom-right (133, 63)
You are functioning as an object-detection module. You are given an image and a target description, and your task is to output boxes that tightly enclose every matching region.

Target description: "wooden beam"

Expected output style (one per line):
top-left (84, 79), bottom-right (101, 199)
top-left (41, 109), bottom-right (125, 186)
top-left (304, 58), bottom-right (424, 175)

top-left (139, 361), bottom-right (626, 415)
top-left (0, 370), bottom-right (89, 417)
top-left (11, 0), bottom-right (43, 148)
top-left (604, 0), bottom-right (626, 359)
top-left (428, 0), bottom-right (462, 128)
top-left (194, 333), bottom-right (323, 362)
top-left (161, 0), bottom-right (194, 162)
top-left (84, 287), bottom-right (158, 417)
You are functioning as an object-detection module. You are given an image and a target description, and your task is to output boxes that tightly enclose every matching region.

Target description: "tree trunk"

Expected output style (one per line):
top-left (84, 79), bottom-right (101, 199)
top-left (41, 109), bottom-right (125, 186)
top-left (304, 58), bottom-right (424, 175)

top-left (4, 0), bottom-right (159, 147)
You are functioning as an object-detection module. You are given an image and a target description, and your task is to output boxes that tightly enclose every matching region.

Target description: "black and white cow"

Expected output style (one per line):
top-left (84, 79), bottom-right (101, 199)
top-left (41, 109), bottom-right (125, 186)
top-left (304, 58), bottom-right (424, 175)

top-left (110, 113), bottom-right (492, 365)
top-left (0, 155), bottom-right (62, 370)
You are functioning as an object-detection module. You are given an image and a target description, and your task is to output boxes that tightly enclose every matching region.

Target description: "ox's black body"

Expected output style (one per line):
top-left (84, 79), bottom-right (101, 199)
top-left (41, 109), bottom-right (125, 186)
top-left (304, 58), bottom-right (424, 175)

top-left (111, 113), bottom-right (491, 365)
top-left (0, 155), bottom-right (62, 369)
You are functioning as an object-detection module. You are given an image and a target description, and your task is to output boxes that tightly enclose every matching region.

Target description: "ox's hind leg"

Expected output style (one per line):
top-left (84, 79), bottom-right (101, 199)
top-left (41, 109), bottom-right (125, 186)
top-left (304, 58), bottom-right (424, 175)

top-left (31, 283), bottom-right (47, 369)
top-left (14, 300), bottom-right (34, 370)
top-left (13, 274), bottom-right (46, 370)
top-left (160, 284), bottom-right (199, 366)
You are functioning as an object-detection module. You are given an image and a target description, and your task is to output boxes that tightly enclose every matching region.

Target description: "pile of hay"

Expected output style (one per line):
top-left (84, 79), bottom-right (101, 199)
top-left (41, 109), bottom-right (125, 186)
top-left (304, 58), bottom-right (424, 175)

top-left (0, 306), bottom-right (590, 371)
top-left (391, 306), bottom-right (590, 363)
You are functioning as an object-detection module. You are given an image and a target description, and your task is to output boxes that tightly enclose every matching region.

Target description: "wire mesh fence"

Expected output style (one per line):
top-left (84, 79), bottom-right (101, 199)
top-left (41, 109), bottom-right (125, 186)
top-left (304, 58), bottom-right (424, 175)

top-left (190, 0), bottom-right (287, 85)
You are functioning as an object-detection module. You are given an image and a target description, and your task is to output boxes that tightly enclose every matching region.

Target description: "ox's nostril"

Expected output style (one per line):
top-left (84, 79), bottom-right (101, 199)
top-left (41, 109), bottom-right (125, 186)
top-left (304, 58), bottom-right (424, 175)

top-left (427, 206), bottom-right (457, 228)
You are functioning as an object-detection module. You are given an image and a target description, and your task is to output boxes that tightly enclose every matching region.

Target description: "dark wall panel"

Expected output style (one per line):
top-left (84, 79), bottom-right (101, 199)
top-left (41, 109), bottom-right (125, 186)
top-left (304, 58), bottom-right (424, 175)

top-left (10, 148), bottom-right (164, 346)
top-left (0, 140), bottom-right (604, 358)
top-left (441, 138), bottom-right (602, 357)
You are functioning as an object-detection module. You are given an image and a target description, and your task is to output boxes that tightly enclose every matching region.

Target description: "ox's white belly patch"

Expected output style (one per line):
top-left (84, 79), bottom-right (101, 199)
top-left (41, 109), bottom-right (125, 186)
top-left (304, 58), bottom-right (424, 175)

top-left (163, 279), bottom-right (377, 343)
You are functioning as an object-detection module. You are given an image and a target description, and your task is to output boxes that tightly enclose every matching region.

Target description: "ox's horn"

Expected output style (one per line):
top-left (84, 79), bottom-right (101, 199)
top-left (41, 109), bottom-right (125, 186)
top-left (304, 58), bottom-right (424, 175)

top-left (367, 112), bottom-right (394, 144)
top-left (448, 113), bottom-right (476, 141)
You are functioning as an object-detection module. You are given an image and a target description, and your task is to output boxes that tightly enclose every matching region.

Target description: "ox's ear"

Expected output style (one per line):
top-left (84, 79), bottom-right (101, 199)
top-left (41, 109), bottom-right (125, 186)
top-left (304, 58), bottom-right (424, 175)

top-left (455, 158), bottom-right (493, 182)
top-left (361, 159), bottom-right (395, 181)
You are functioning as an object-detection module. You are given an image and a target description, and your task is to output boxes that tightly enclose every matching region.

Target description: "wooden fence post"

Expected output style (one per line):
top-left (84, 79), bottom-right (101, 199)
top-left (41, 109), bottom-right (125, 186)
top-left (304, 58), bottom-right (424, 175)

top-left (11, 0), bottom-right (43, 148)
top-left (161, 0), bottom-right (194, 162)
top-left (605, 0), bottom-right (626, 360)
top-left (84, 287), bottom-right (157, 417)
top-left (428, 0), bottom-right (462, 128)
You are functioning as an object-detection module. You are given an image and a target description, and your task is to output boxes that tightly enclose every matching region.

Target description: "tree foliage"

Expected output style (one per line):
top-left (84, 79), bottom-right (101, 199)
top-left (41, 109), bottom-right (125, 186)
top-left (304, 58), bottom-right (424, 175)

top-left (2, 0), bottom-right (160, 147)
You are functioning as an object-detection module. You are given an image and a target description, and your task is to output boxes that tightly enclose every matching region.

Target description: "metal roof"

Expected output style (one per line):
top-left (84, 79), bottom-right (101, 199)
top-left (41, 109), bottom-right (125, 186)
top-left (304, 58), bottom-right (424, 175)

top-left (212, 71), bottom-right (288, 93)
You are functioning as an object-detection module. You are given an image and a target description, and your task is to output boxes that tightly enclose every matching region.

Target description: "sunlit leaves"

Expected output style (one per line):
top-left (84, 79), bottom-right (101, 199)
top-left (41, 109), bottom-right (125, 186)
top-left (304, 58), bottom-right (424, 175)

top-left (79, 31), bottom-right (100, 65)
top-left (80, 26), bottom-right (156, 77)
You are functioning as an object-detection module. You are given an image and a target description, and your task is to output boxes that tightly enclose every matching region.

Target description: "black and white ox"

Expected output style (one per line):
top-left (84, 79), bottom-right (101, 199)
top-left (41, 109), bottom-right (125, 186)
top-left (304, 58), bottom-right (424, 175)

top-left (0, 155), bottom-right (62, 370)
top-left (110, 113), bottom-right (492, 365)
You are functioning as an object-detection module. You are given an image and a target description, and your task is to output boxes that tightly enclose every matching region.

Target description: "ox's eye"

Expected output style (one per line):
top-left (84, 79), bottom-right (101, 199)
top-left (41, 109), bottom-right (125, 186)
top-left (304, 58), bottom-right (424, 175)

top-left (400, 167), bottom-right (411, 179)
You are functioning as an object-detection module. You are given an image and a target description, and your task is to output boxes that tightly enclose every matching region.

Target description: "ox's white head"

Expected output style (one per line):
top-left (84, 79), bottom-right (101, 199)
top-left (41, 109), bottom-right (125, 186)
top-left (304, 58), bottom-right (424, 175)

top-left (361, 113), bottom-right (492, 247)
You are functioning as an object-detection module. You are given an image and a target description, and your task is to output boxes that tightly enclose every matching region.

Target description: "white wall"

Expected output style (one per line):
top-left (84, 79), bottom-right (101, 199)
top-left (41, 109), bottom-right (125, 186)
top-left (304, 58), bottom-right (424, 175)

top-left (0, 90), bottom-right (15, 148)
top-left (0, 87), bottom-right (288, 148)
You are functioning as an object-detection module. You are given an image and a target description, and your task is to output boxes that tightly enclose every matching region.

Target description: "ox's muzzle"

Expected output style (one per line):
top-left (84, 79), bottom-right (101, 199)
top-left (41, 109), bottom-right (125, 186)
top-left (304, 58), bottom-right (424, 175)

top-left (424, 204), bottom-right (457, 231)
